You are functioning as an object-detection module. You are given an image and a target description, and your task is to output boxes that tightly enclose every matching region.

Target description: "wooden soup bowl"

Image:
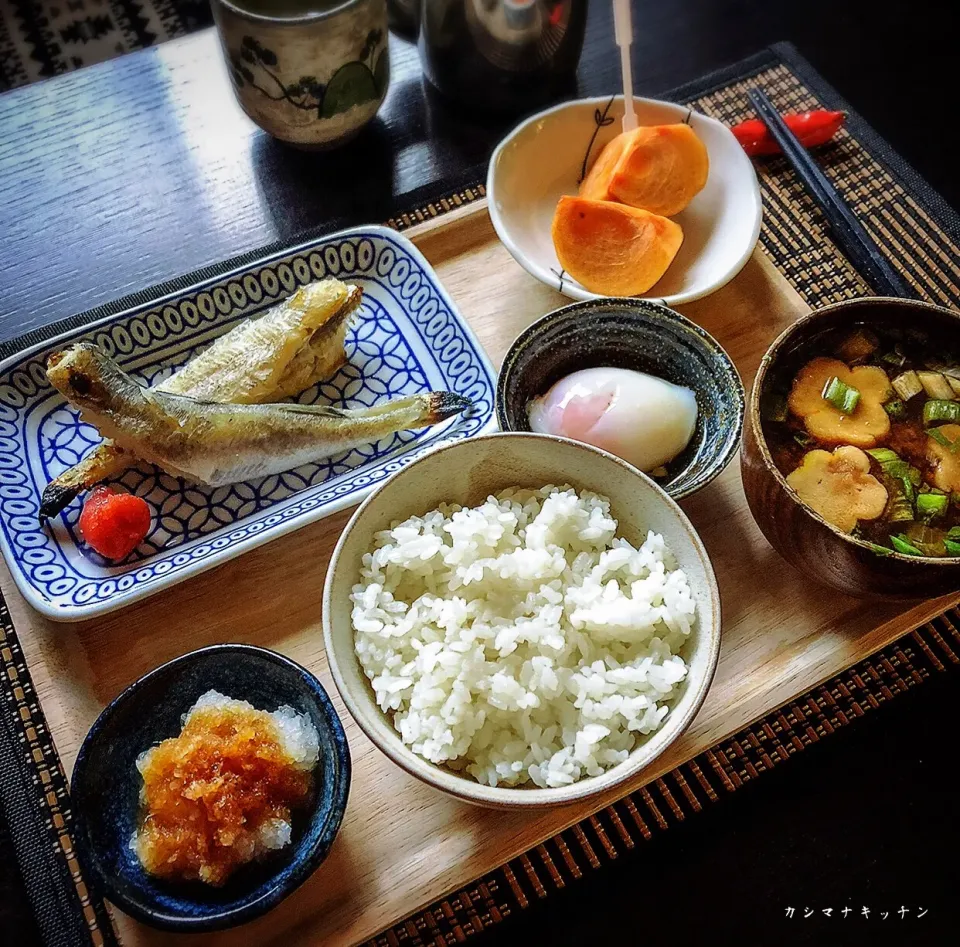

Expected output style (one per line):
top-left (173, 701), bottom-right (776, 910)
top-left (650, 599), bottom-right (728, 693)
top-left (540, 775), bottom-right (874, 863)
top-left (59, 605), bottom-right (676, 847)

top-left (741, 296), bottom-right (960, 600)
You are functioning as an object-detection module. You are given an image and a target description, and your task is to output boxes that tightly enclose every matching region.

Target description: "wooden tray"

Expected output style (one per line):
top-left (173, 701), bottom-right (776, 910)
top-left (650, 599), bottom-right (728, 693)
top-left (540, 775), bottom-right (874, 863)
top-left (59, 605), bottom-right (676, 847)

top-left (3, 201), bottom-right (955, 947)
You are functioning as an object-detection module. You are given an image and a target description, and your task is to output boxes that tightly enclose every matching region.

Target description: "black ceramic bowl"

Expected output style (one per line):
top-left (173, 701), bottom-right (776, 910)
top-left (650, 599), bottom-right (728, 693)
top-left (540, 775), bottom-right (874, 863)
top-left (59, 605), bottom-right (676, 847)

top-left (742, 296), bottom-right (960, 599)
top-left (497, 298), bottom-right (744, 499)
top-left (70, 644), bottom-right (351, 932)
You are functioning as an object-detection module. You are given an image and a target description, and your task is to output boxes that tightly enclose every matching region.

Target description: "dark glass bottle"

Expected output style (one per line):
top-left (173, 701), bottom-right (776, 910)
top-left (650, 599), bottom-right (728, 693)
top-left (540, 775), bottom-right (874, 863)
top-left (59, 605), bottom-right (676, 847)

top-left (417, 0), bottom-right (588, 113)
top-left (388, 0), bottom-right (420, 38)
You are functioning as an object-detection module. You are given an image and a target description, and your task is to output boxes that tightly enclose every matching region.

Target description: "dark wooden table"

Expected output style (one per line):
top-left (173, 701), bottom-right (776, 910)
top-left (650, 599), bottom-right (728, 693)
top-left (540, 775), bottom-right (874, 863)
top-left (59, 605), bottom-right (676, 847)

top-left (1, 0), bottom-right (957, 342)
top-left (1, 2), bottom-right (958, 944)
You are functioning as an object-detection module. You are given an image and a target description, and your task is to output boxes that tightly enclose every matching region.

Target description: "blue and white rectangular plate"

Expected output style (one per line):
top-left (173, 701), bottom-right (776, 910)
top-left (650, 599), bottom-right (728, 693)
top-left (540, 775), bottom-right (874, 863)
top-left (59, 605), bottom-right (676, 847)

top-left (0, 226), bottom-right (496, 621)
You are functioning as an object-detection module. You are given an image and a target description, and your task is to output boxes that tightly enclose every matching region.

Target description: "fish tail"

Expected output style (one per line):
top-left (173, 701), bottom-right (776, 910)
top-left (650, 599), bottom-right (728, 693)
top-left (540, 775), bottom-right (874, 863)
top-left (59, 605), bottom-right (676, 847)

top-left (38, 444), bottom-right (132, 521)
top-left (270, 284), bottom-right (362, 400)
top-left (424, 391), bottom-right (473, 423)
top-left (39, 483), bottom-right (81, 522)
top-left (334, 390), bottom-right (472, 426)
top-left (317, 391), bottom-right (472, 448)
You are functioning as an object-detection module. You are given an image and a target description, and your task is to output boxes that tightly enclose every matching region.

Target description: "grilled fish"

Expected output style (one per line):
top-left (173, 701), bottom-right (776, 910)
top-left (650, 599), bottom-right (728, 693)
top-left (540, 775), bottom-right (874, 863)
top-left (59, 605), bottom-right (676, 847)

top-left (166, 279), bottom-right (359, 403)
top-left (40, 279), bottom-right (361, 517)
top-left (46, 344), bottom-right (471, 488)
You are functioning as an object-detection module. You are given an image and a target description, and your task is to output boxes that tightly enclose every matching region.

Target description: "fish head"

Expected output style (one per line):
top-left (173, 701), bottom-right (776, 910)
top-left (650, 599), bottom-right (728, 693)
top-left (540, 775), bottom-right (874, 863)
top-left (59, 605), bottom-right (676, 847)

top-left (46, 343), bottom-right (127, 410)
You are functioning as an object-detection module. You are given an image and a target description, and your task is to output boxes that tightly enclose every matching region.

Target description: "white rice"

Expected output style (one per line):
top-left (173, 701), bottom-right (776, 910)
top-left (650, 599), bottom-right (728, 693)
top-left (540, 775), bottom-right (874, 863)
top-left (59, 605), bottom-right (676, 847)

top-left (351, 486), bottom-right (695, 789)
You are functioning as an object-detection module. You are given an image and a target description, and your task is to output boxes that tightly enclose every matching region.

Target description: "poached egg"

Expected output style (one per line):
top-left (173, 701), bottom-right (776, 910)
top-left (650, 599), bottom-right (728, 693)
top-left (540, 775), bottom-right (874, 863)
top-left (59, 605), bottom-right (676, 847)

top-left (527, 367), bottom-right (698, 472)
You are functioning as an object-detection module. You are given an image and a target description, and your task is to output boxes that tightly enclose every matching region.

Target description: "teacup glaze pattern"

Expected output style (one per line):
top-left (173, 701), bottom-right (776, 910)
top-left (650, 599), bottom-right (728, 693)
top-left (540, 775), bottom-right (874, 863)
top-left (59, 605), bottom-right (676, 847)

top-left (212, 0), bottom-right (389, 149)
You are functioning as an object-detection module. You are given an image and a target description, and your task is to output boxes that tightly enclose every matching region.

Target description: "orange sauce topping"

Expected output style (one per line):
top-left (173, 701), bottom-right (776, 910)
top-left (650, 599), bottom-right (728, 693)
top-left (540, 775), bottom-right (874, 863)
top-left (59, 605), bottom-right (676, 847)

top-left (134, 701), bottom-right (313, 886)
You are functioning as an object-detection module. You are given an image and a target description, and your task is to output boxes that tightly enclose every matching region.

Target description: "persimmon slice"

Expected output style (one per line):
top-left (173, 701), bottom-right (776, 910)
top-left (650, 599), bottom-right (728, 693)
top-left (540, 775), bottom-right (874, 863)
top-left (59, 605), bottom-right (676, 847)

top-left (552, 196), bottom-right (683, 297)
top-left (581, 124), bottom-right (709, 218)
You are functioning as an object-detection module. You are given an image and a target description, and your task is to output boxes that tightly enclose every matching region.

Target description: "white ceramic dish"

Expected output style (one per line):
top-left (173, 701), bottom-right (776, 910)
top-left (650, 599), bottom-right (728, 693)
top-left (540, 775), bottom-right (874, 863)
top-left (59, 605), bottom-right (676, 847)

top-left (0, 226), bottom-right (496, 621)
top-left (323, 432), bottom-right (721, 809)
top-left (487, 94), bottom-right (762, 305)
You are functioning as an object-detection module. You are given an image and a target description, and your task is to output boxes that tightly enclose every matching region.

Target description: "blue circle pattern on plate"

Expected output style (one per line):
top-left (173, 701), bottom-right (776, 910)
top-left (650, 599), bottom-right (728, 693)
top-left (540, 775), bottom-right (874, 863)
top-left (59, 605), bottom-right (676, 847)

top-left (0, 231), bottom-right (495, 613)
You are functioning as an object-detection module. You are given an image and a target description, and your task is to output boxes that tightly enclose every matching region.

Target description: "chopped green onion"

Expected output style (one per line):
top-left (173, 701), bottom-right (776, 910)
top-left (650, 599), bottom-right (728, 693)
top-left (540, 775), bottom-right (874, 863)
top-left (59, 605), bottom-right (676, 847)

top-left (945, 539), bottom-right (960, 557)
top-left (866, 448), bottom-right (899, 465)
top-left (903, 476), bottom-right (916, 507)
top-left (794, 431), bottom-right (816, 448)
top-left (821, 376), bottom-right (861, 414)
top-left (884, 477), bottom-right (915, 523)
top-left (760, 392), bottom-right (788, 423)
top-left (860, 540), bottom-right (893, 557)
top-left (918, 371), bottom-right (956, 400)
top-left (892, 370), bottom-right (924, 401)
top-left (881, 460), bottom-right (921, 485)
top-left (916, 493), bottom-right (949, 520)
top-left (942, 368), bottom-right (960, 397)
top-left (904, 524), bottom-right (948, 556)
top-left (882, 459), bottom-right (909, 477)
top-left (947, 526), bottom-right (960, 540)
top-left (891, 534), bottom-right (924, 556)
top-left (882, 399), bottom-right (906, 420)
top-left (940, 365), bottom-right (960, 398)
top-left (881, 346), bottom-right (907, 368)
top-left (928, 427), bottom-right (960, 452)
top-left (923, 400), bottom-right (960, 425)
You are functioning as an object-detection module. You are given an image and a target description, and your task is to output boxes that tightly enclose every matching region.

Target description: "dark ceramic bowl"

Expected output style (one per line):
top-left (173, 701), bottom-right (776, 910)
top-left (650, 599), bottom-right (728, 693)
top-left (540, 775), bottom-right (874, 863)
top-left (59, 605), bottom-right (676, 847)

top-left (742, 296), bottom-right (960, 599)
top-left (70, 644), bottom-right (351, 932)
top-left (496, 298), bottom-right (744, 499)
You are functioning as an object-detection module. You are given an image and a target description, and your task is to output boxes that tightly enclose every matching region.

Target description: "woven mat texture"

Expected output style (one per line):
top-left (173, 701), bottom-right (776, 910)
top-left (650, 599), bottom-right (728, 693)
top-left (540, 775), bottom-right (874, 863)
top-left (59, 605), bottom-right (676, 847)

top-left (367, 58), bottom-right (960, 945)
top-left (1, 22), bottom-right (960, 947)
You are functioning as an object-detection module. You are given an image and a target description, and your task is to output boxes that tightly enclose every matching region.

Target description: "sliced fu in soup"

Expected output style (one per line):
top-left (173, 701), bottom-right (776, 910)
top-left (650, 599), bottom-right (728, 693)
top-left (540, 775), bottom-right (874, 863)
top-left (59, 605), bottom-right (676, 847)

top-left (761, 324), bottom-right (960, 557)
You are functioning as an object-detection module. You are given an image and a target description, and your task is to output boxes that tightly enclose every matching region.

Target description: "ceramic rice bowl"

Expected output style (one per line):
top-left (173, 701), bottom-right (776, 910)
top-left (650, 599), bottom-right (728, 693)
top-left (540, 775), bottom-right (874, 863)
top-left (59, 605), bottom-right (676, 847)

top-left (323, 432), bottom-right (721, 808)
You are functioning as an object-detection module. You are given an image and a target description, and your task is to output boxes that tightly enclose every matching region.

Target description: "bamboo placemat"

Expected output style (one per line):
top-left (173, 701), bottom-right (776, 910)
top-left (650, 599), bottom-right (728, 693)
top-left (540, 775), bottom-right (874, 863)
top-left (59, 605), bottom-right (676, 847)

top-left (368, 612), bottom-right (960, 946)
top-left (1, 42), bottom-right (959, 947)
top-left (375, 46), bottom-right (960, 945)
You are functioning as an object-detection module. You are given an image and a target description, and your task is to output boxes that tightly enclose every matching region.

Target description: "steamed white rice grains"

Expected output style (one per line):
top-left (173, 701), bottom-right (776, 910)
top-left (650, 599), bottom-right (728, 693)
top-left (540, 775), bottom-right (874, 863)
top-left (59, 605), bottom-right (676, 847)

top-left (351, 486), bottom-right (695, 789)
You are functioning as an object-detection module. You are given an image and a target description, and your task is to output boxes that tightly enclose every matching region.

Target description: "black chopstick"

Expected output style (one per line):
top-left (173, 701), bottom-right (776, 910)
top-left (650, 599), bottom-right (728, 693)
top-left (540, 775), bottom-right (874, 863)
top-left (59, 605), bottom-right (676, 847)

top-left (747, 88), bottom-right (916, 300)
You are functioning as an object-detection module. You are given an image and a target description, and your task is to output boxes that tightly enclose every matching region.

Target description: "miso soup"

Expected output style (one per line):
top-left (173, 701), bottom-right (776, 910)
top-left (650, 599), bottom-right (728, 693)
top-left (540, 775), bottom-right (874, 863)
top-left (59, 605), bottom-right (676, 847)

top-left (761, 323), bottom-right (960, 558)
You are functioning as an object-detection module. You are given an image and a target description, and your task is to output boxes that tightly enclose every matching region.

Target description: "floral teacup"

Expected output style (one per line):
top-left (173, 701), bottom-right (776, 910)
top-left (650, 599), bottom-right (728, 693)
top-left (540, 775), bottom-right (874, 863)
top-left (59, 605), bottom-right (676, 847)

top-left (212, 0), bottom-right (390, 149)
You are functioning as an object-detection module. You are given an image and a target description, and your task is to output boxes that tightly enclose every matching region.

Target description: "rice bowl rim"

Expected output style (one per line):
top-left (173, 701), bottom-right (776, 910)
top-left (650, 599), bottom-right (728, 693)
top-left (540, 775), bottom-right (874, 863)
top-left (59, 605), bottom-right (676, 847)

top-left (322, 432), bottom-right (721, 809)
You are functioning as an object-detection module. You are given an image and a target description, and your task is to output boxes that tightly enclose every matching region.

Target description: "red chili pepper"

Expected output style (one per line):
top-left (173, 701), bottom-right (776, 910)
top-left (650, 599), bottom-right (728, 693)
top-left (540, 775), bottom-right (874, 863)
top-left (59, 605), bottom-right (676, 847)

top-left (731, 110), bottom-right (846, 156)
top-left (79, 486), bottom-right (151, 560)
